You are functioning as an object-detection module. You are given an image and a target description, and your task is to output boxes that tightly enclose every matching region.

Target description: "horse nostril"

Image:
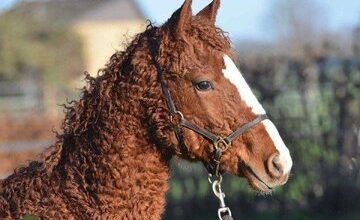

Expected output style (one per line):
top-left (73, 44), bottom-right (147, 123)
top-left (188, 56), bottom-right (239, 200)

top-left (267, 154), bottom-right (284, 178)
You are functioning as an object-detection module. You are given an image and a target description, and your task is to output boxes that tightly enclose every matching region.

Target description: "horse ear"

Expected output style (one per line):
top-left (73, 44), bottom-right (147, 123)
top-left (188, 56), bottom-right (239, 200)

top-left (168, 0), bottom-right (193, 40)
top-left (195, 0), bottom-right (220, 24)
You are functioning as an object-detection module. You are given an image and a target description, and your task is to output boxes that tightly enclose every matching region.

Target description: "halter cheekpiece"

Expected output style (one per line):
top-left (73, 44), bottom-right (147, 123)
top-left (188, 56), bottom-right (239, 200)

top-left (148, 27), bottom-right (267, 220)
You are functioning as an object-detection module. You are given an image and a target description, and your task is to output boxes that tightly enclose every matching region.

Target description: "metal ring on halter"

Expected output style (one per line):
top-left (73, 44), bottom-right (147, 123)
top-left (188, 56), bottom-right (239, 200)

top-left (170, 111), bottom-right (184, 123)
top-left (213, 137), bottom-right (230, 152)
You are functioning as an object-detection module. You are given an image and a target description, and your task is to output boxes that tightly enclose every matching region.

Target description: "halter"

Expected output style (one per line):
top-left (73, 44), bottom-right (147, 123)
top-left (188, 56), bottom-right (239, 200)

top-left (148, 29), bottom-right (267, 220)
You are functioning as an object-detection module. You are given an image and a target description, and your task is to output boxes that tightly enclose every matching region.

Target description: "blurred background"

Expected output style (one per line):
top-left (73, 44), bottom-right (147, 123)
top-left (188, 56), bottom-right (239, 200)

top-left (0, 0), bottom-right (359, 219)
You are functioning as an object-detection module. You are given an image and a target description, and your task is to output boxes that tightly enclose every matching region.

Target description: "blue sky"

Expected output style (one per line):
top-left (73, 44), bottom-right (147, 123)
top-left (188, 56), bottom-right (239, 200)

top-left (1, 0), bottom-right (359, 41)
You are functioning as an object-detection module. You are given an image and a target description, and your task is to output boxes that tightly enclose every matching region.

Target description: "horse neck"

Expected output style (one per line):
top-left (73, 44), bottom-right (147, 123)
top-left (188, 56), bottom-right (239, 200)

top-left (54, 78), bottom-right (171, 218)
top-left (93, 132), bottom-right (171, 218)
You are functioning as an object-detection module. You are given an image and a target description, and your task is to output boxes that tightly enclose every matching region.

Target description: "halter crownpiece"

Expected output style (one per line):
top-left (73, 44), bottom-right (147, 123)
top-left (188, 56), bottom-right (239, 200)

top-left (148, 29), bottom-right (267, 220)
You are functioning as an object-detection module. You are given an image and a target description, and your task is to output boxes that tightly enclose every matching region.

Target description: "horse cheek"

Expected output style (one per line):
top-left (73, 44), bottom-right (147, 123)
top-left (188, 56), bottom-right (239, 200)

top-left (185, 131), bottom-right (202, 158)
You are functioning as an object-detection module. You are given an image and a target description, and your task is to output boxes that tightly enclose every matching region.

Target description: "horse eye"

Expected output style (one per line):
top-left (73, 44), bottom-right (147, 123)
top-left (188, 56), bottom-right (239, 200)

top-left (194, 81), bottom-right (213, 91)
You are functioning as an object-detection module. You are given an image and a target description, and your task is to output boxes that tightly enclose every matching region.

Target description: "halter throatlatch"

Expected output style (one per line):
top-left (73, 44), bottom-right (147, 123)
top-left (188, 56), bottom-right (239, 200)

top-left (148, 29), bottom-right (267, 220)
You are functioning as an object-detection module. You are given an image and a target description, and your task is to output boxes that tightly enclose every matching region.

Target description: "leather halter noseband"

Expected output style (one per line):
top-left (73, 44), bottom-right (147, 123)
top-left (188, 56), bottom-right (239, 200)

top-left (148, 31), bottom-right (268, 177)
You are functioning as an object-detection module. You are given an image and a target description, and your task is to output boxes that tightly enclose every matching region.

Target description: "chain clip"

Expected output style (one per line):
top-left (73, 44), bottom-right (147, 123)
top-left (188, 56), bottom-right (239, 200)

top-left (211, 174), bottom-right (233, 220)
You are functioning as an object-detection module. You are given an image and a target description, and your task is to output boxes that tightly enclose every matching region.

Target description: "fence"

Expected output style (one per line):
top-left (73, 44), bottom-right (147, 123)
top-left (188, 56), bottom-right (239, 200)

top-left (0, 76), bottom-right (42, 113)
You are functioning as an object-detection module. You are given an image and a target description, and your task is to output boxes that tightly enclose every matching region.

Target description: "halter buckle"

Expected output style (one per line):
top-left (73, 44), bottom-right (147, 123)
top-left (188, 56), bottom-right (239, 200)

top-left (213, 137), bottom-right (230, 152)
top-left (209, 138), bottom-right (230, 177)
top-left (170, 111), bottom-right (184, 125)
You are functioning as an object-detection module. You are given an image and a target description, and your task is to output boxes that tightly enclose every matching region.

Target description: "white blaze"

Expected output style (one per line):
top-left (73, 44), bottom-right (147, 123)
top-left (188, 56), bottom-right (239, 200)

top-left (222, 55), bottom-right (292, 173)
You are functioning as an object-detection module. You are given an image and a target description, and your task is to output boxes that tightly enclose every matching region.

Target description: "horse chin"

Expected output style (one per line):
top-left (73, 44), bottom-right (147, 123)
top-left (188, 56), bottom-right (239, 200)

top-left (242, 168), bottom-right (273, 194)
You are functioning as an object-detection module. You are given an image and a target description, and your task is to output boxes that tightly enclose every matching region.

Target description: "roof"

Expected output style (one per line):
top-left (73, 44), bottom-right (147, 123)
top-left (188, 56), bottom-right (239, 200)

top-left (6, 0), bottom-right (144, 24)
top-left (77, 0), bottom-right (143, 22)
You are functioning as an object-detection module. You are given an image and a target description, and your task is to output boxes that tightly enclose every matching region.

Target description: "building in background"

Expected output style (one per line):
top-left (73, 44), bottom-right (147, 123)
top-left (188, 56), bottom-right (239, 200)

top-left (74, 0), bottom-right (146, 75)
top-left (10, 0), bottom-right (146, 75)
top-left (0, 0), bottom-right (146, 115)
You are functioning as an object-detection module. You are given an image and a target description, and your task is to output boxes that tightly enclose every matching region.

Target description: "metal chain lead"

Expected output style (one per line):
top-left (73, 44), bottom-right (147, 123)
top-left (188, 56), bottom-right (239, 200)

top-left (211, 174), bottom-right (234, 220)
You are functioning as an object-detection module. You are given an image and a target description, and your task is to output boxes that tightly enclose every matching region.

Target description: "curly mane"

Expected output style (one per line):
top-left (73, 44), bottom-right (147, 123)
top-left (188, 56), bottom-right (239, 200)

top-left (53, 18), bottom-right (231, 164)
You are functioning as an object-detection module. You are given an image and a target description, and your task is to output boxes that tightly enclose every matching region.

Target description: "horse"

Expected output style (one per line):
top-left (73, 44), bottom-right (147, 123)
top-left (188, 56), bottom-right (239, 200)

top-left (0, 0), bottom-right (292, 219)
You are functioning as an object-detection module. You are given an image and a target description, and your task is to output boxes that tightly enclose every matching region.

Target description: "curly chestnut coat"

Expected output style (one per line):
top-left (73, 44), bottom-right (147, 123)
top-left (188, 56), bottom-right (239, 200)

top-left (1, 0), bottom-right (292, 219)
top-left (0, 1), bottom-right (235, 219)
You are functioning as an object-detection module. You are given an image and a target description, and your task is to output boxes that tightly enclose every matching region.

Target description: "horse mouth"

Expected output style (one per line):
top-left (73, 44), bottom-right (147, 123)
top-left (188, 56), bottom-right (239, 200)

top-left (240, 164), bottom-right (273, 193)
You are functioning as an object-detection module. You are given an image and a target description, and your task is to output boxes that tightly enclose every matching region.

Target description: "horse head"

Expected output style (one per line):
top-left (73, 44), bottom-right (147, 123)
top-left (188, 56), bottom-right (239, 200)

top-left (151, 0), bottom-right (292, 193)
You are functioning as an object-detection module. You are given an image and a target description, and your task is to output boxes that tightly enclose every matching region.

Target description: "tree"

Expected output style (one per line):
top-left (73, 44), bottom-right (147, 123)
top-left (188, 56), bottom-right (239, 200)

top-left (266, 0), bottom-right (328, 56)
top-left (0, 12), bottom-right (84, 88)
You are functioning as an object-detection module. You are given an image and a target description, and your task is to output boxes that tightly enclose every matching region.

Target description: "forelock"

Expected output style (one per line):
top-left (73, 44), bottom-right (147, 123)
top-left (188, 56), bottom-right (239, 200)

top-left (189, 18), bottom-right (231, 52)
